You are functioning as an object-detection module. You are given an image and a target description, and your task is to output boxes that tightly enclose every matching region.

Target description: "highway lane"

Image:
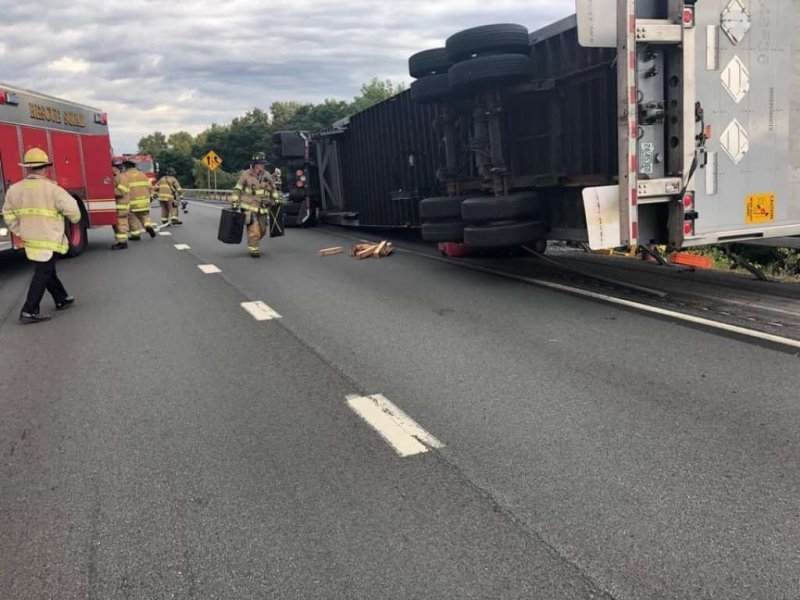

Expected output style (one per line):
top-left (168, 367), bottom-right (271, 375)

top-left (1, 203), bottom-right (799, 599)
top-left (0, 229), bottom-right (607, 600)
top-left (169, 201), bottom-right (800, 600)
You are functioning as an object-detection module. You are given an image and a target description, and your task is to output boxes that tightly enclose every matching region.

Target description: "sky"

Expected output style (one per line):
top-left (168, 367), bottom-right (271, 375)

top-left (1, 0), bottom-right (575, 153)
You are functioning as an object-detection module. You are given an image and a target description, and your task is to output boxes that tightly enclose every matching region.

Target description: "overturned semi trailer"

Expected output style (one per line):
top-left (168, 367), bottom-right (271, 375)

top-left (315, 0), bottom-right (800, 251)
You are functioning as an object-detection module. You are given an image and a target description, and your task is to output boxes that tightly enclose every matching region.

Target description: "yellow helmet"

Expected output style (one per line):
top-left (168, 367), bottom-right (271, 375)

top-left (20, 147), bottom-right (52, 168)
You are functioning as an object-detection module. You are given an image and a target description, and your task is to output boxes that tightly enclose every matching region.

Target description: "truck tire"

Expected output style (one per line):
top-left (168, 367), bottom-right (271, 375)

top-left (409, 48), bottom-right (451, 78)
top-left (419, 195), bottom-right (466, 220)
top-left (410, 74), bottom-right (451, 103)
top-left (445, 24), bottom-right (530, 62)
top-left (449, 54), bottom-right (532, 90)
top-left (65, 211), bottom-right (88, 258)
top-left (461, 191), bottom-right (543, 223)
top-left (463, 220), bottom-right (544, 248)
top-left (422, 220), bottom-right (465, 242)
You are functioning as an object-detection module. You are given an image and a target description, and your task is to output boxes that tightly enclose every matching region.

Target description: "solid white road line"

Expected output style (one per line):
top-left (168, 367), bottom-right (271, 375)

top-left (174, 244), bottom-right (191, 250)
top-left (158, 231), bottom-right (172, 236)
top-left (198, 264), bottom-right (221, 274)
top-left (389, 245), bottom-right (800, 351)
top-left (240, 301), bottom-right (282, 321)
top-left (346, 394), bottom-right (444, 457)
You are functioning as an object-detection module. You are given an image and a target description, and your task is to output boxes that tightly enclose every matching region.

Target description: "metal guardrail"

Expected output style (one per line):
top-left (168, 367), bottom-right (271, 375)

top-left (183, 189), bottom-right (234, 202)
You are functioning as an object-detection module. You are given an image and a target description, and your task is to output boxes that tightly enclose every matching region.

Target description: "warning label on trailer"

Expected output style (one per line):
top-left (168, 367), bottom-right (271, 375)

top-left (745, 193), bottom-right (775, 224)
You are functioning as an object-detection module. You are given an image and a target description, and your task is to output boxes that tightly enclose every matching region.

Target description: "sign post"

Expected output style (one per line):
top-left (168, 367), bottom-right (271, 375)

top-left (202, 150), bottom-right (223, 198)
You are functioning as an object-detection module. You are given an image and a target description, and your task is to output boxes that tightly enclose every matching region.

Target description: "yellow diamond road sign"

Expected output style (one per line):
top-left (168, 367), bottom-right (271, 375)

top-left (203, 150), bottom-right (223, 171)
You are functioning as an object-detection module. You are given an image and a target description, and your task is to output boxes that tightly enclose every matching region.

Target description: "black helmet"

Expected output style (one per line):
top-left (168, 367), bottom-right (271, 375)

top-left (166, 167), bottom-right (176, 176)
top-left (251, 152), bottom-right (268, 165)
top-left (111, 157), bottom-right (124, 168)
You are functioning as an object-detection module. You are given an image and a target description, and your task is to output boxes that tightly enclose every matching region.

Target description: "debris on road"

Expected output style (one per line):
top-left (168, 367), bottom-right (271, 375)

top-left (350, 242), bottom-right (394, 259)
top-left (317, 246), bottom-right (345, 257)
top-left (670, 252), bottom-right (714, 269)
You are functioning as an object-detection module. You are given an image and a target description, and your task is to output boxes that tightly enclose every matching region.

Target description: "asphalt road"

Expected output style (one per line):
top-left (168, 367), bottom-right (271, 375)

top-left (1, 202), bottom-right (799, 600)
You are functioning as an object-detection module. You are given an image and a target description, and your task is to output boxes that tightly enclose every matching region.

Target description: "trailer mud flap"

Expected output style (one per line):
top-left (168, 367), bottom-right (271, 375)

top-left (583, 185), bottom-right (622, 250)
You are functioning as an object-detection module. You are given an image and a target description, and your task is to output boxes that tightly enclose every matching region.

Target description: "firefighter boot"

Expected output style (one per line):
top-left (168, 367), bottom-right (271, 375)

top-left (111, 242), bottom-right (128, 250)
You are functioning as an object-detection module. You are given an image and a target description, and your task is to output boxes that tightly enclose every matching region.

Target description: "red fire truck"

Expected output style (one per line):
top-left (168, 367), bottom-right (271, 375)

top-left (0, 82), bottom-right (116, 256)
top-left (115, 153), bottom-right (157, 185)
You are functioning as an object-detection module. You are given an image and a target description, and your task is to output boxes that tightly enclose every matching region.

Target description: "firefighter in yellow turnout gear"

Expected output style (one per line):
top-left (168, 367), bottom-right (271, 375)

top-left (110, 158), bottom-right (129, 250)
top-left (155, 167), bottom-right (183, 226)
top-left (1, 148), bottom-right (81, 322)
top-left (230, 152), bottom-right (280, 258)
top-left (119, 158), bottom-right (156, 240)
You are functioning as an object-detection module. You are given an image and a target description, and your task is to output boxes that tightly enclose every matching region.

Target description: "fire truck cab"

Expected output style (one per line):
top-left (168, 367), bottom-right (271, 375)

top-left (0, 82), bottom-right (117, 256)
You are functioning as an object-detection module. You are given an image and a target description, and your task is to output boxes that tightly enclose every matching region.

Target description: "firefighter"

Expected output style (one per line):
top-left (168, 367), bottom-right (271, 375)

top-left (110, 158), bottom-right (129, 250)
top-left (122, 158), bottom-right (156, 240)
top-left (154, 167), bottom-right (183, 226)
top-left (272, 167), bottom-right (282, 191)
top-left (230, 152), bottom-right (280, 258)
top-left (2, 148), bottom-right (81, 323)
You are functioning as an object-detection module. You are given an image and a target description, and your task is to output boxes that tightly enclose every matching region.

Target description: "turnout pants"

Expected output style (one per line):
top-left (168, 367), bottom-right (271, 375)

top-left (160, 200), bottom-right (179, 224)
top-left (23, 255), bottom-right (68, 314)
top-left (128, 210), bottom-right (154, 238)
top-left (246, 212), bottom-right (268, 254)
top-left (113, 207), bottom-right (129, 242)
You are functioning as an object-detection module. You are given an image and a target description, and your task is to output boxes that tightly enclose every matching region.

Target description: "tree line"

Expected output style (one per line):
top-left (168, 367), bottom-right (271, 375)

top-left (136, 78), bottom-right (406, 189)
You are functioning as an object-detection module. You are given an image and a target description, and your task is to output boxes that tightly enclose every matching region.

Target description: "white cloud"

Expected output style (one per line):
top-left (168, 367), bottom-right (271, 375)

top-left (47, 56), bottom-right (90, 73)
top-left (0, 0), bottom-right (575, 152)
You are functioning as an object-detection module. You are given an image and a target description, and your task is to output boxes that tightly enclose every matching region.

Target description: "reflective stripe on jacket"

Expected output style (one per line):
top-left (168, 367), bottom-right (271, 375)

top-left (154, 175), bottom-right (183, 201)
top-left (123, 169), bottom-right (153, 212)
top-left (231, 169), bottom-right (275, 213)
top-left (2, 174), bottom-right (81, 261)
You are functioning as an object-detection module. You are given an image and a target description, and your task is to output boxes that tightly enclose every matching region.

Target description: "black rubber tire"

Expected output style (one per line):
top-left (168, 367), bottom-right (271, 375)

top-left (461, 191), bottom-right (543, 223)
top-left (422, 220), bottom-right (465, 242)
top-left (410, 74), bottom-right (451, 104)
top-left (65, 212), bottom-right (88, 257)
top-left (419, 195), bottom-right (466, 220)
top-left (449, 54), bottom-right (532, 90)
top-left (445, 24), bottom-right (530, 62)
top-left (463, 220), bottom-right (544, 248)
top-left (409, 48), bottom-right (452, 78)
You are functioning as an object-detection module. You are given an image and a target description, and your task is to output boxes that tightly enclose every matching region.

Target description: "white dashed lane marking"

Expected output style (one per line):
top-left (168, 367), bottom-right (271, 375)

top-left (174, 244), bottom-right (191, 250)
top-left (346, 394), bottom-right (444, 457)
top-left (198, 264), bottom-right (221, 274)
top-left (240, 301), bottom-right (282, 321)
top-left (158, 231), bottom-right (172, 236)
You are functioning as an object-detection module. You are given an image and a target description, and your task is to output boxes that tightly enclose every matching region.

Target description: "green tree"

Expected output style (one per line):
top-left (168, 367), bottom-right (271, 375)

top-left (192, 159), bottom-right (240, 190)
top-left (156, 148), bottom-right (195, 186)
top-left (350, 78), bottom-right (407, 114)
top-left (137, 131), bottom-right (168, 156)
top-left (167, 131), bottom-right (194, 155)
top-left (270, 101), bottom-right (303, 130)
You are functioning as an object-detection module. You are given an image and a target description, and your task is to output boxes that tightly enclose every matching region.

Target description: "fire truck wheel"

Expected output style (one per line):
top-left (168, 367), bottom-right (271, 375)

top-left (422, 220), bottom-right (465, 242)
top-left (410, 74), bottom-right (451, 104)
top-left (461, 191), bottom-right (543, 223)
top-left (448, 54), bottom-right (532, 90)
top-left (65, 212), bottom-right (88, 257)
top-left (419, 195), bottom-right (467, 220)
top-left (409, 48), bottom-right (452, 78)
top-left (445, 24), bottom-right (530, 62)
top-left (463, 220), bottom-right (544, 248)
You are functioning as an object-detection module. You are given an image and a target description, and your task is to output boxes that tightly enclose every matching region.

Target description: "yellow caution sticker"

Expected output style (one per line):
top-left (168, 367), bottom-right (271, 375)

top-left (745, 193), bottom-right (775, 224)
